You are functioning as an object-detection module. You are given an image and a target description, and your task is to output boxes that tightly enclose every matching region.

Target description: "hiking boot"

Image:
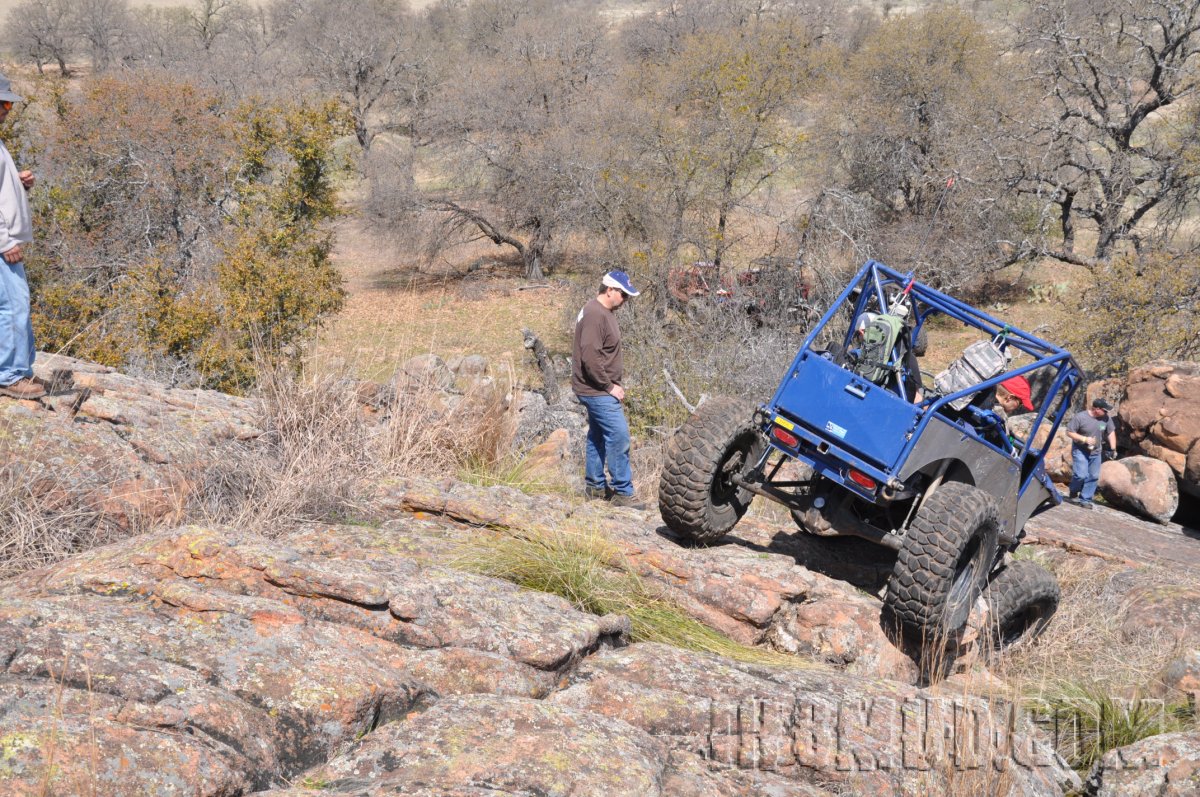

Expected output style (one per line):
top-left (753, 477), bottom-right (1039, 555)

top-left (0, 378), bottom-right (45, 399)
top-left (610, 493), bottom-right (646, 510)
top-left (584, 485), bottom-right (612, 501)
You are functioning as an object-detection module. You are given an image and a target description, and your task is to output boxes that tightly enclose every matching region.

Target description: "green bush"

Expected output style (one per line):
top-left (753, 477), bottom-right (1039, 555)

top-left (22, 75), bottom-right (349, 392)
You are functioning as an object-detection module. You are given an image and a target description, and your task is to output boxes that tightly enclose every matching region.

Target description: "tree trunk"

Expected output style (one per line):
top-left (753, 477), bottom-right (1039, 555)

top-left (1059, 190), bottom-right (1075, 255)
top-left (524, 220), bottom-right (548, 282)
top-left (523, 244), bottom-right (545, 282)
top-left (355, 118), bottom-right (370, 154)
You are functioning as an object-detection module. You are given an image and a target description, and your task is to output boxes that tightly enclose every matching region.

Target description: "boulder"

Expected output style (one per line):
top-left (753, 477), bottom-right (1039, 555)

top-left (1112, 361), bottom-right (1200, 498)
top-left (449, 354), bottom-right (494, 394)
top-left (510, 388), bottom-right (587, 456)
top-left (1099, 456), bottom-right (1180, 523)
top-left (1118, 582), bottom-right (1200, 648)
top-left (393, 353), bottom-right (455, 392)
top-left (522, 427), bottom-right (573, 486)
top-left (1163, 650), bottom-right (1200, 701)
top-left (449, 353), bottom-right (489, 378)
top-left (1083, 729), bottom-right (1200, 796)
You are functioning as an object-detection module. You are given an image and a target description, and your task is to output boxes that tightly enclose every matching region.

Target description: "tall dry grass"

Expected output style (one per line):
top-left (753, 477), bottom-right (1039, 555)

top-left (954, 552), bottom-right (1197, 774)
top-left (192, 363), bottom-right (518, 533)
top-left (0, 466), bottom-right (111, 578)
top-left (0, 360), bottom-right (528, 576)
top-left (994, 556), bottom-right (1184, 698)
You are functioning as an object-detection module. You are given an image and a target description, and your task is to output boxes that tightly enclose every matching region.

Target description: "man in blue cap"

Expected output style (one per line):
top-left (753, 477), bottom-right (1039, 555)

top-left (0, 72), bottom-right (41, 400)
top-left (571, 270), bottom-right (644, 509)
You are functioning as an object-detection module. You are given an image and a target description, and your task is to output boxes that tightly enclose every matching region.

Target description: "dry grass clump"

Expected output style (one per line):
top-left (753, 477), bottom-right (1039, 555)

top-left (983, 553), bottom-right (1196, 772)
top-left (192, 362), bottom-right (521, 533)
top-left (1023, 680), bottom-right (1193, 774)
top-left (0, 466), bottom-right (112, 578)
top-left (456, 521), bottom-right (812, 668)
top-left (995, 556), bottom-right (1183, 697)
top-left (0, 356), bottom-right (554, 576)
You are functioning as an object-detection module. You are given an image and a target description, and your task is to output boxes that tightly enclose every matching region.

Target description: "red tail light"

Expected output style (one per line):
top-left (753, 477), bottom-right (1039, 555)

top-left (848, 469), bottom-right (876, 491)
top-left (771, 426), bottom-right (799, 448)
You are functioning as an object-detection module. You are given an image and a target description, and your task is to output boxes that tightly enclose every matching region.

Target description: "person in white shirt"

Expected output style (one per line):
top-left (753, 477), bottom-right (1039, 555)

top-left (0, 72), bottom-right (41, 400)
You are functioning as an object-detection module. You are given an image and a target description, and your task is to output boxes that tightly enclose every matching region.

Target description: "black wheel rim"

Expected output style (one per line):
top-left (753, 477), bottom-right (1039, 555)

top-left (944, 535), bottom-right (984, 630)
top-left (711, 434), bottom-right (755, 507)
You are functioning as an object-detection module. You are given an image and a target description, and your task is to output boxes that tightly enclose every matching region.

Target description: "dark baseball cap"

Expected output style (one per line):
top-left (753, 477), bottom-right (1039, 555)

top-left (1092, 397), bottom-right (1113, 411)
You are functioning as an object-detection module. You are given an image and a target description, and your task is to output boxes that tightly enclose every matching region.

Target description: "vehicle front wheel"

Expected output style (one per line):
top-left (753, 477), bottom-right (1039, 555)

top-left (884, 482), bottom-right (999, 640)
top-left (658, 398), bottom-right (765, 544)
top-left (984, 559), bottom-right (1060, 657)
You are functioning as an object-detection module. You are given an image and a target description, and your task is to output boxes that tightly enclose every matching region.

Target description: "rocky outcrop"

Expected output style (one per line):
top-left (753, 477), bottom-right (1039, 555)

top-left (1109, 361), bottom-right (1200, 499)
top-left (1083, 730), bottom-right (1200, 796)
top-left (0, 510), bottom-right (1081, 796)
top-left (387, 478), bottom-right (920, 682)
top-left (1099, 455), bottom-right (1180, 523)
top-left (0, 353), bottom-right (261, 564)
top-left (4, 355), bottom-right (1199, 795)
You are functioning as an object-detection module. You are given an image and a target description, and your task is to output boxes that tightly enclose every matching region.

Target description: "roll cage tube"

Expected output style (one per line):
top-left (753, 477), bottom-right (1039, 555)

top-left (765, 260), bottom-right (1082, 500)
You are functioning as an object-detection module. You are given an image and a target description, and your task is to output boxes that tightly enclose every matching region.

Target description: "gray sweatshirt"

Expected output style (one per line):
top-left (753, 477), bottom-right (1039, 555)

top-left (0, 141), bottom-right (32, 254)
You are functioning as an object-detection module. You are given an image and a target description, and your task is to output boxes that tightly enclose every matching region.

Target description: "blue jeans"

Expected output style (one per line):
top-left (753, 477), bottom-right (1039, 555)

top-left (576, 393), bottom-right (634, 496)
top-left (1069, 446), bottom-right (1102, 503)
top-left (0, 259), bottom-right (34, 386)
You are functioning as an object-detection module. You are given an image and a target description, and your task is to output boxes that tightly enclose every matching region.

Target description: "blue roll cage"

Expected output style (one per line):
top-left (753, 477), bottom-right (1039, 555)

top-left (763, 260), bottom-right (1083, 503)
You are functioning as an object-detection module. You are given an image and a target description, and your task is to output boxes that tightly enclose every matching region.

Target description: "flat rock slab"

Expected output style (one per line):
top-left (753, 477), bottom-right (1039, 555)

top-left (0, 524), bottom-right (614, 794)
top-left (1024, 500), bottom-right (1200, 577)
top-left (263, 725), bottom-right (832, 797)
top-left (383, 478), bottom-right (919, 682)
top-left (547, 644), bottom-right (1078, 796)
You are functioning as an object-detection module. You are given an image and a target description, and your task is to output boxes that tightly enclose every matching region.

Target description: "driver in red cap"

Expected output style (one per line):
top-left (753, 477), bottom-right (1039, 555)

top-left (991, 375), bottom-right (1034, 452)
top-left (995, 374), bottom-right (1034, 417)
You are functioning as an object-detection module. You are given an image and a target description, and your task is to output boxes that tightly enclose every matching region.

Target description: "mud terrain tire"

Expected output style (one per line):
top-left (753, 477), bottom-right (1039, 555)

top-left (659, 398), bottom-right (765, 544)
top-left (984, 559), bottom-right (1059, 655)
top-left (885, 482), bottom-right (999, 639)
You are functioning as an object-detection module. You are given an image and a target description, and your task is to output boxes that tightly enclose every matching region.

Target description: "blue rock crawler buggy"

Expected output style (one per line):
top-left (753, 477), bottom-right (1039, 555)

top-left (658, 261), bottom-right (1081, 649)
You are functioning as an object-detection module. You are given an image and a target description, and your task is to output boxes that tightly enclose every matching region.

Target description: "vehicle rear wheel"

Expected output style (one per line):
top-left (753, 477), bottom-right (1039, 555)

top-left (884, 482), bottom-right (999, 640)
top-left (984, 559), bottom-right (1060, 657)
top-left (658, 398), bottom-right (765, 544)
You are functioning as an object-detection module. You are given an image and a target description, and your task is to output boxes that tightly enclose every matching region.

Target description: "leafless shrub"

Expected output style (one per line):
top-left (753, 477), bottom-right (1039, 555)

top-left (562, 273), bottom-right (817, 442)
top-left (192, 362), bottom-right (513, 534)
top-left (0, 466), bottom-right (110, 578)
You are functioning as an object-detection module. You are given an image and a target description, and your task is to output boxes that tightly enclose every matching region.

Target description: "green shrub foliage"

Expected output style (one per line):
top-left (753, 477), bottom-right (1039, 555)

top-left (20, 74), bottom-right (348, 392)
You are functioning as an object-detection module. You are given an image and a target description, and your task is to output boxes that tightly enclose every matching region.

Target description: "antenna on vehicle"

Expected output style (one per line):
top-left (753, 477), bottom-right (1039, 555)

top-left (915, 176), bottom-right (957, 268)
top-left (888, 274), bottom-right (916, 316)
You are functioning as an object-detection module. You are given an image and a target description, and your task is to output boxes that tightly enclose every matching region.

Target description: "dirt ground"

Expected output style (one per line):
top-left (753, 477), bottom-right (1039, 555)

top-left (312, 214), bottom-right (573, 385)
